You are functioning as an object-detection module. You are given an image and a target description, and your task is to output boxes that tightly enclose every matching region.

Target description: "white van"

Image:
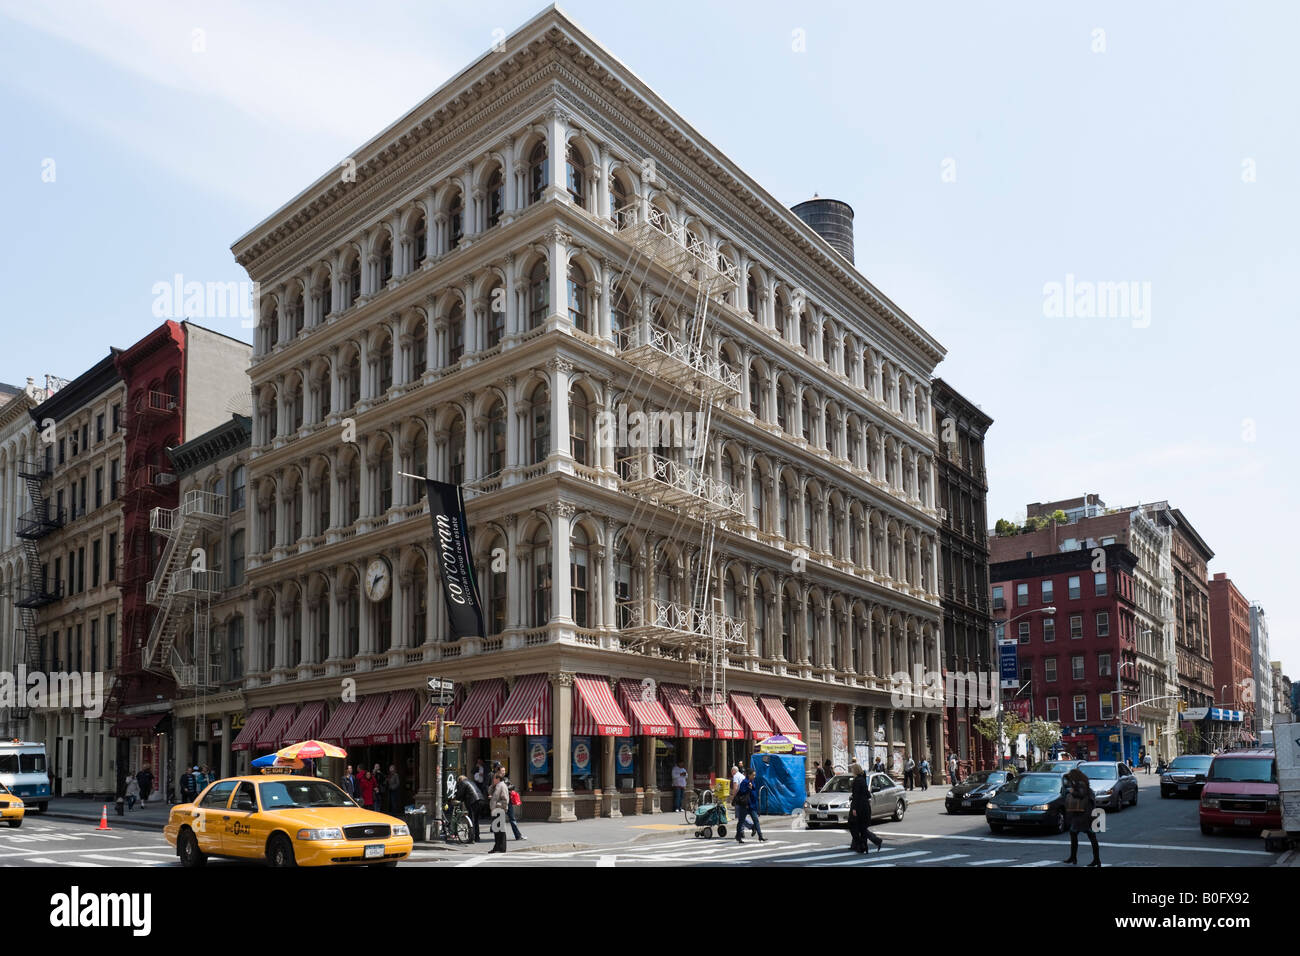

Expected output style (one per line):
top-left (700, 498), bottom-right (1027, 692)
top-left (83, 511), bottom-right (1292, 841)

top-left (0, 741), bottom-right (51, 813)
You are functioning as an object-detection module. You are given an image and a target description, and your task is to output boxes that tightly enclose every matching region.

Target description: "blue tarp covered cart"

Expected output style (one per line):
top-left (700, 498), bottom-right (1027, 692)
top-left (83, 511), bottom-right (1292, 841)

top-left (751, 752), bottom-right (806, 814)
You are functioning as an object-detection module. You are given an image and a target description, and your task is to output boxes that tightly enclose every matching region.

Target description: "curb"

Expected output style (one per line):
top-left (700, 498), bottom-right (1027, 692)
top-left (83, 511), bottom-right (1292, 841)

top-left (42, 811), bottom-right (170, 832)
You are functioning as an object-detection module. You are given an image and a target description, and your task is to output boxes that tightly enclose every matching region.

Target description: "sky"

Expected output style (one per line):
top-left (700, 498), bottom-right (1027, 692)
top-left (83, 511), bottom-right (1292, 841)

top-left (1, 1), bottom-right (1296, 680)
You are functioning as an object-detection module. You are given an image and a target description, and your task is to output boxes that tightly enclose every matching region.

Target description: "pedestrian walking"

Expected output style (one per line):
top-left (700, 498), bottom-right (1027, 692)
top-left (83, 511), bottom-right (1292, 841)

top-left (501, 771), bottom-right (525, 840)
top-left (137, 767), bottom-right (153, 804)
top-left (1063, 769), bottom-right (1100, 867)
top-left (125, 775), bottom-right (140, 811)
top-left (386, 765), bottom-right (402, 815)
top-left (814, 761), bottom-right (827, 791)
top-left (733, 768), bottom-right (765, 843)
top-left (488, 770), bottom-right (510, 854)
top-left (1143, 752), bottom-right (1153, 775)
top-left (919, 757), bottom-right (930, 791)
top-left (180, 766), bottom-right (197, 804)
top-left (948, 753), bottom-right (959, 784)
top-left (671, 759), bottom-right (687, 811)
top-left (358, 770), bottom-right (376, 809)
top-left (342, 765), bottom-right (358, 799)
top-left (848, 763), bottom-right (883, 853)
top-left (456, 774), bottom-right (483, 842)
top-left (903, 755), bottom-right (915, 790)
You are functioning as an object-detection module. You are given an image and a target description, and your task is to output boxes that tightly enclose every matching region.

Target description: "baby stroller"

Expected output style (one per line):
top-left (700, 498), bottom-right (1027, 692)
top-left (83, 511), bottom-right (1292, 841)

top-left (691, 793), bottom-right (728, 838)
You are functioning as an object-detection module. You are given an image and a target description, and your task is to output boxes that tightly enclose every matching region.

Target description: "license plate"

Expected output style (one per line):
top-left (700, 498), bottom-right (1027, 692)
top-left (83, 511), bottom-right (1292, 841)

top-left (364, 844), bottom-right (384, 859)
top-left (1005, 813), bottom-right (1021, 821)
top-left (962, 800), bottom-right (972, 807)
top-left (1234, 818), bottom-right (1252, 827)
top-left (1178, 784), bottom-right (1189, 791)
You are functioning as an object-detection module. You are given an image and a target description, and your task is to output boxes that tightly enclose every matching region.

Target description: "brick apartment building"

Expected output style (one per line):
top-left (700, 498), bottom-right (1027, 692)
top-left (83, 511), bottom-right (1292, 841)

top-left (1209, 572), bottom-right (1254, 742)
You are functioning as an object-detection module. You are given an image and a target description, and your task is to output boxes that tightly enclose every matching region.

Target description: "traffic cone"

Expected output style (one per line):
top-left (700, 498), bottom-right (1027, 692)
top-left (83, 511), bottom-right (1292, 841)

top-left (97, 805), bottom-right (110, 830)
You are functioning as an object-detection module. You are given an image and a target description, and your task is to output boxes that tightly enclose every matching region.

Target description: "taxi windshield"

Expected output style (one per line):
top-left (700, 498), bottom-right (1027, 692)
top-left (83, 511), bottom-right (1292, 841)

top-left (258, 779), bottom-right (357, 809)
top-left (0, 782), bottom-right (10, 795)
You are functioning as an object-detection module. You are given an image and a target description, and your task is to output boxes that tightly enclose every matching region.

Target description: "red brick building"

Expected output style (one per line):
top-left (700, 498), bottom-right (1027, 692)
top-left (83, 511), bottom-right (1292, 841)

top-left (1209, 572), bottom-right (1254, 734)
top-left (989, 543), bottom-right (1141, 763)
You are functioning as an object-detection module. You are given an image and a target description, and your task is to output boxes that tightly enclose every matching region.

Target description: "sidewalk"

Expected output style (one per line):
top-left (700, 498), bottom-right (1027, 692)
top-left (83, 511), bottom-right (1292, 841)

top-left (44, 796), bottom-right (172, 831)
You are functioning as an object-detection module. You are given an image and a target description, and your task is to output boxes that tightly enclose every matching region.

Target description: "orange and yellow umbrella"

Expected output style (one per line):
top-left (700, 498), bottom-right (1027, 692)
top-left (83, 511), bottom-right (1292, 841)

top-left (277, 740), bottom-right (347, 760)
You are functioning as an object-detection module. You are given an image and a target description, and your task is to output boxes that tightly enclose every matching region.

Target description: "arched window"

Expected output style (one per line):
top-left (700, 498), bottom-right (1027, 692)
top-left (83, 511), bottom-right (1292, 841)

top-left (828, 505), bottom-right (838, 557)
top-left (486, 400), bottom-right (506, 476)
top-left (800, 313), bottom-right (810, 351)
top-left (263, 486), bottom-right (277, 552)
top-left (801, 397), bottom-right (812, 442)
top-left (776, 383), bottom-right (788, 432)
top-left (611, 286), bottom-right (631, 349)
top-left (448, 302), bottom-right (465, 364)
top-left (413, 320), bottom-right (428, 378)
top-left (412, 213), bottom-right (427, 267)
top-left (448, 191), bottom-right (464, 248)
top-left (448, 415), bottom-right (465, 486)
top-left (484, 536), bottom-right (505, 635)
top-left (529, 141), bottom-right (548, 205)
top-left (612, 175), bottom-right (631, 220)
top-left (267, 308), bottom-right (279, 350)
top-left (781, 595), bottom-right (793, 661)
top-left (567, 262), bottom-right (588, 332)
top-left (230, 465), bottom-right (246, 511)
top-left (775, 297), bottom-right (786, 338)
top-left (412, 431), bottom-right (428, 502)
top-left (344, 577), bottom-right (360, 657)
top-left (314, 586), bottom-right (329, 662)
top-left (807, 605), bottom-right (821, 667)
top-left (375, 441), bottom-right (392, 513)
top-left (531, 526), bottom-right (551, 626)
top-left (823, 325), bottom-right (833, 366)
top-left (486, 286), bottom-right (505, 347)
top-left (803, 495), bottom-right (814, 548)
top-left (376, 336), bottom-right (393, 393)
top-left (569, 388), bottom-right (589, 464)
top-left (747, 275), bottom-right (759, 321)
top-left (754, 582), bottom-right (767, 654)
top-left (751, 471), bottom-right (764, 530)
top-left (530, 384), bottom-right (550, 464)
top-left (290, 379), bottom-right (304, 431)
top-left (486, 166), bottom-right (504, 229)
top-left (347, 255), bottom-right (361, 306)
top-left (779, 480), bottom-right (792, 539)
top-left (615, 540), bottom-right (633, 627)
top-left (379, 234), bottom-right (393, 285)
top-left (344, 455), bottom-right (360, 525)
top-left (749, 365), bottom-right (762, 416)
top-left (289, 294), bottom-right (304, 336)
top-left (570, 525), bottom-right (590, 627)
top-left (317, 463), bottom-right (331, 534)
top-left (565, 144), bottom-right (586, 205)
top-left (345, 351), bottom-right (360, 408)
top-left (529, 260), bottom-right (549, 328)
top-left (318, 272), bottom-right (332, 319)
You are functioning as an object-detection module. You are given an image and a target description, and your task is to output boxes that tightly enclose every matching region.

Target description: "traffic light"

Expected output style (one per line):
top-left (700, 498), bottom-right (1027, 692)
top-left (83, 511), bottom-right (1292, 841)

top-left (1178, 700), bottom-right (1187, 714)
top-left (427, 721), bottom-right (463, 744)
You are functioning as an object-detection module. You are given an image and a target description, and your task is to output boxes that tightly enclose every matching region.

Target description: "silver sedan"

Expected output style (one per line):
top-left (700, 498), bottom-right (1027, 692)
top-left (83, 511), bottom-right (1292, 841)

top-left (804, 773), bottom-right (908, 828)
top-left (1077, 760), bottom-right (1139, 810)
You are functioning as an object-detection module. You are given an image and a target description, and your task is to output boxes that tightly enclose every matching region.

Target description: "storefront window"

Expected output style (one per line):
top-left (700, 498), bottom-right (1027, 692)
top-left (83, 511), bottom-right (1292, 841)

top-left (572, 736), bottom-right (595, 791)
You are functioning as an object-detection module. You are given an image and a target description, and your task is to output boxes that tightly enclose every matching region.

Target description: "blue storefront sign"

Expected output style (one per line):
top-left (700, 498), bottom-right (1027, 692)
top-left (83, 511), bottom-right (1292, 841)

top-left (572, 736), bottom-right (594, 777)
top-left (615, 737), bottom-right (634, 776)
top-left (526, 736), bottom-right (550, 776)
top-left (999, 639), bottom-right (1019, 690)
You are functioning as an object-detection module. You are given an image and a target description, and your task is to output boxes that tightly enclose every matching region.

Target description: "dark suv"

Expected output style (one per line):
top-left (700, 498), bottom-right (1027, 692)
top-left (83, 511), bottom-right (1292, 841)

top-left (1160, 754), bottom-right (1213, 798)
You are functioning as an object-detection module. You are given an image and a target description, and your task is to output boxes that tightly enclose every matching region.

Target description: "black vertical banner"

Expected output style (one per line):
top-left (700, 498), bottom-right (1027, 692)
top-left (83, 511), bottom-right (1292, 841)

top-left (425, 479), bottom-right (485, 640)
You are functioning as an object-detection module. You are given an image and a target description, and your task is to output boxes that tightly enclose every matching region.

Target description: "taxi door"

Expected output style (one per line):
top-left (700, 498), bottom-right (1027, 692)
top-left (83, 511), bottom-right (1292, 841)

top-left (191, 780), bottom-right (237, 855)
top-left (223, 781), bottom-right (262, 858)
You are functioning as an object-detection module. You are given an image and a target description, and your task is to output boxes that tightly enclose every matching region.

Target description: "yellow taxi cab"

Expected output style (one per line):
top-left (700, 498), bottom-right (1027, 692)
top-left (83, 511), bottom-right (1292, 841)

top-left (0, 782), bottom-right (24, 828)
top-left (163, 773), bottom-right (413, 867)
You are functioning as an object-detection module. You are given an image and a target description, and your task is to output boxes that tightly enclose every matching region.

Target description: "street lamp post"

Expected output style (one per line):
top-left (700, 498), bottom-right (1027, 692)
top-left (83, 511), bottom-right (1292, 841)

top-left (992, 606), bottom-right (1056, 768)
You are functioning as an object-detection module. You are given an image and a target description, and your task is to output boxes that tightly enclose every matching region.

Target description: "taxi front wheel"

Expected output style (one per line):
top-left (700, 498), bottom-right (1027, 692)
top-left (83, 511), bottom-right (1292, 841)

top-left (7, 819), bottom-right (21, 828)
top-left (178, 829), bottom-right (206, 867)
top-left (267, 834), bottom-right (297, 868)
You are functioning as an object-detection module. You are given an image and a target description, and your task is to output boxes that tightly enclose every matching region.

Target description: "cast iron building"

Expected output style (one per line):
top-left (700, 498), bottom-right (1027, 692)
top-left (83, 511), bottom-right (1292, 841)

top-left (931, 378), bottom-right (993, 775)
top-left (231, 7), bottom-right (953, 820)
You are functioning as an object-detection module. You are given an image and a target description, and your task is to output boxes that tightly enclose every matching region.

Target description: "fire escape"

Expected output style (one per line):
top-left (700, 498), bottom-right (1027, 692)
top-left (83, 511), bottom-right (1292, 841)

top-left (609, 201), bottom-right (746, 702)
top-left (103, 388), bottom-right (180, 719)
top-left (12, 455), bottom-right (64, 722)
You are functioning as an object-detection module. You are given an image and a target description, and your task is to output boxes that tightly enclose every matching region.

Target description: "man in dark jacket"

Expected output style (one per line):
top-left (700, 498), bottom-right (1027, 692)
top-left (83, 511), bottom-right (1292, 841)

top-left (456, 775), bottom-right (483, 842)
top-left (849, 764), bottom-right (883, 853)
top-left (341, 765), bottom-right (358, 799)
top-left (180, 767), bottom-right (196, 804)
top-left (136, 768), bottom-right (153, 804)
top-left (1063, 769), bottom-right (1100, 866)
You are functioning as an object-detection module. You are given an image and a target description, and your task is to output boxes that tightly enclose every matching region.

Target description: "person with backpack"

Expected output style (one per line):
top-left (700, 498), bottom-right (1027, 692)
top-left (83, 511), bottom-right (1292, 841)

top-left (500, 771), bottom-right (525, 841)
top-left (733, 768), bottom-right (766, 843)
top-left (1063, 769), bottom-right (1101, 867)
top-left (919, 757), bottom-right (931, 791)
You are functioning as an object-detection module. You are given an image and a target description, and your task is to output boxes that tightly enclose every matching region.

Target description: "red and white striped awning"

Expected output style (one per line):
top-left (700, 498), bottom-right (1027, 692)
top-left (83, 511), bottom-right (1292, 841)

top-left (494, 674), bottom-right (551, 736)
top-left (370, 690), bottom-right (417, 745)
top-left (230, 707), bottom-right (271, 751)
top-left (254, 705), bottom-right (298, 750)
top-left (282, 701), bottom-right (327, 745)
top-left (728, 693), bottom-right (773, 740)
top-left (659, 684), bottom-right (711, 739)
top-left (703, 698), bottom-right (745, 740)
top-left (342, 695), bottom-right (389, 746)
top-left (318, 701), bottom-right (359, 744)
top-left (616, 679), bottom-right (676, 737)
top-left (573, 675), bottom-right (630, 736)
top-left (411, 688), bottom-right (460, 743)
top-left (456, 678), bottom-right (507, 738)
top-left (759, 695), bottom-right (802, 737)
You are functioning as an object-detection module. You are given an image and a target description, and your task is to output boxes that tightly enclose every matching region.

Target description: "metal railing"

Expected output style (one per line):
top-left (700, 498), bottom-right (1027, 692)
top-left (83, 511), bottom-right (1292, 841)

top-left (617, 452), bottom-right (743, 518)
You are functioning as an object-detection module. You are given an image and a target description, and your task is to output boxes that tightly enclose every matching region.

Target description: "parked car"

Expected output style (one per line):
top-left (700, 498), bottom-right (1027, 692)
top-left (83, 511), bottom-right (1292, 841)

top-left (1199, 750), bottom-right (1280, 835)
top-left (946, 771), bottom-right (1013, 814)
top-left (805, 772), bottom-right (907, 828)
top-left (1160, 755), bottom-right (1213, 798)
top-left (985, 772), bottom-right (1069, 833)
top-left (1077, 761), bottom-right (1139, 810)
top-left (1031, 759), bottom-right (1084, 774)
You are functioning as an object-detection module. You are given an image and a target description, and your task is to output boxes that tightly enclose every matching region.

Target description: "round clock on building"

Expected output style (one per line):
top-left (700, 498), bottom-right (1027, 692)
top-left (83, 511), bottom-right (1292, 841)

top-left (364, 557), bottom-right (392, 603)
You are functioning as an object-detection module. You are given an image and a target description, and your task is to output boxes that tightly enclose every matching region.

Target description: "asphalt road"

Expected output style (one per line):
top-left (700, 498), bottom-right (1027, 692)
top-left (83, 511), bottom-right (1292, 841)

top-left (0, 772), bottom-right (1280, 868)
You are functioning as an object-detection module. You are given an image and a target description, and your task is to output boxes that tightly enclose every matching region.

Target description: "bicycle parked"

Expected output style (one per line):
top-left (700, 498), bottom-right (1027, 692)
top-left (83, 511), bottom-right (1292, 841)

top-left (439, 797), bottom-right (475, 844)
